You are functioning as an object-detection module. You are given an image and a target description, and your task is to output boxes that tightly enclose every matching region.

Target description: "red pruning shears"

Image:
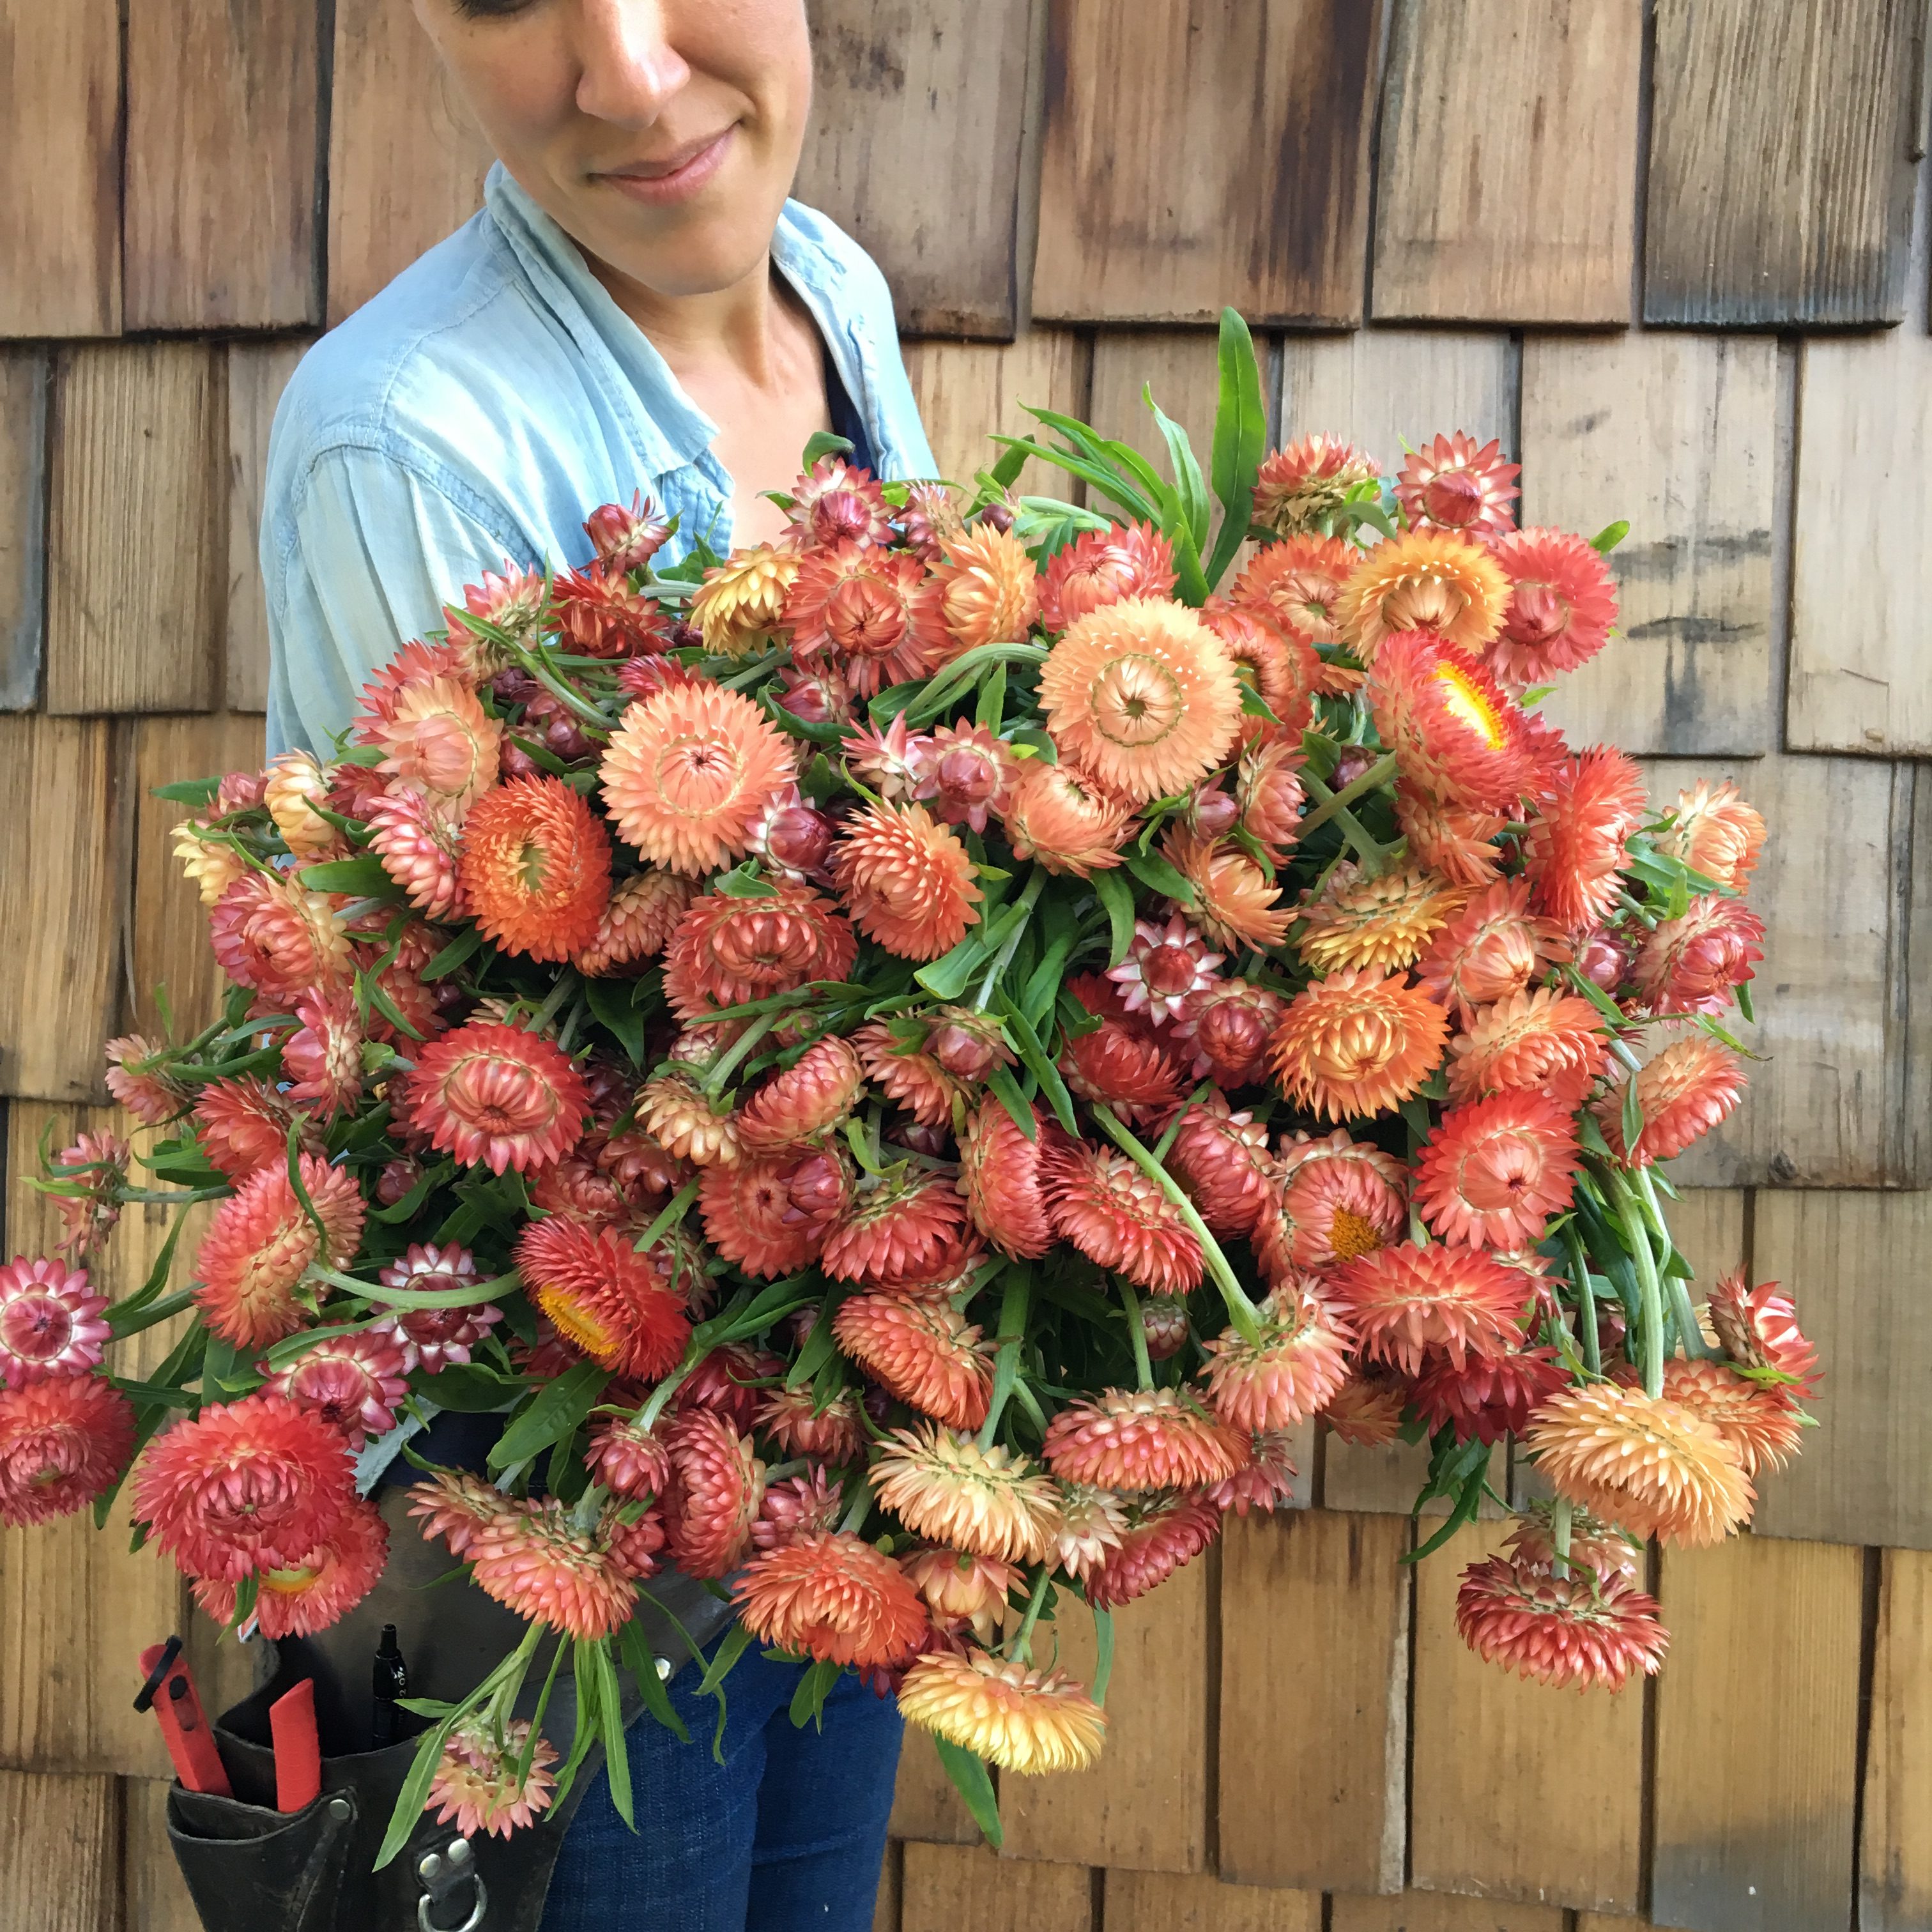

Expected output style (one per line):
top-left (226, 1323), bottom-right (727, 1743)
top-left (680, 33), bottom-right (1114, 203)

top-left (135, 1637), bottom-right (232, 1797)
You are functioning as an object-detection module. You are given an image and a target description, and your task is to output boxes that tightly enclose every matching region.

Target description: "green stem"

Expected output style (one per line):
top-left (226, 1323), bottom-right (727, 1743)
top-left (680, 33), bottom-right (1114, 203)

top-left (638, 1354), bottom-right (702, 1432)
top-left (716, 647), bottom-right (788, 691)
top-left (1561, 1223), bottom-right (1603, 1378)
top-left (1089, 1104), bottom-right (1264, 1347)
top-left (1551, 1496), bottom-right (1574, 1583)
top-left (1632, 1163), bottom-right (1723, 1362)
top-left (1116, 1279), bottom-right (1154, 1393)
top-left (702, 1011), bottom-right (776, 1101)
top-left (1604, 1169), bottom-right (1666, 1398)
top-left (528, 969), bottom-right (579, 1037)
top-left (503, 639), bottom-right (615, 732)
top-left (838, 1478), bottom-right (873, 1536)
top-left (975, 866), bottom-right (1047, 1008)
top-left (515, 1634), bottom-right (571, 1785)
top-left (1296, 767), bottom-right (1392, 876)
top-left (1008, 1567), bottom-right (1054, 1667)
top-left (1295, 751), bottom-right (1399, 839)
top-left (976, 1266), bottom-right (1033, 1450)
top-left (634, 1177), bottom-right (700, 1255)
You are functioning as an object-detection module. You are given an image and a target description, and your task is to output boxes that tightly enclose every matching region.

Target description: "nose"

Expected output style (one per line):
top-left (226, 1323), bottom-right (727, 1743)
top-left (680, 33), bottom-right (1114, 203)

top-left (572, 0), bottom-right (691, 125)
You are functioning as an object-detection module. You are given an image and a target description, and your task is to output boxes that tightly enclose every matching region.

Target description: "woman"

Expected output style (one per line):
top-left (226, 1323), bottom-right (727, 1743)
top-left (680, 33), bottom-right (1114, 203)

top-left (261, 3), bottom-right (931, 1926)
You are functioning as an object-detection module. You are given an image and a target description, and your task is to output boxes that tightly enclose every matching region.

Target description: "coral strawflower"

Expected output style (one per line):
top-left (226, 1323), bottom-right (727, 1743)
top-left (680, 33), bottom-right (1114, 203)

top-left (1267, 969), bottom-right (1449, 1121)
top-left (822, 1169), bottom-right (970, 1286)
top-left (1043, 1387), bottom-right (1248, 1491)
top-left (134, 1393), bottom-right (355, 1583)
top-left (1523, 747), bottom-right (1648, 931)
top-left (1368, 631), bottom-right (1533, 813)
top-left (572, 871), bottom-right (699, 976)
top-left (853, 1021), bottom-right (965, 1131)
top-left (192, 1494), bottom-right (389, 1639)
top-left (1501, 1501), bottom-right (1639, 1582)
top-left (1593, 1037), bottom-right (1745, 1166)
top-left (1296, 862), bottom-right (1467, 976)
top-left (900, 1547), bottom-right (1022, 1644)
top-left (1523, 1382), bottom-right (1754, 1546)
top-left (737, 1038), bottom-right (866, 1151)
top-left (193, 1077), bottom-right (307, 1183)
top-left (787, 454), bottom-right (894, 546)
top-left (1415, 879), bottom-right (1569, 1020)
top-left (458, 776), bottom-right (613, 963)
top-left (910, 721), bottom-right (1016, 836)
top-left (756, 1386), bottom-right (864, 1462)
top-left (1456, 1556), bottom-right (1667, 1691)
top-left (831, 802), bottom-right (982, 960)
top-left (638, 1071), bottom-right (743, 1169)
top-left (734, 1531), bottom-right (930, 1669)
top-left (1000, 762), bottom-right (1134, 877)
top-left (1233, 732), bottom-right (1309, 863)
top-left (1039, 520), bottom-right (1176, 631)
top-left (785, 542), bottom-right (947, 696)
top-left (1414, 1092), bottom-right (1579, 1250)
top-left (1252, 435), bottom-right (1381, 537)
top-left (1411, 1346), bottom-right (1568, 1445)
top-left (193, 1154), bottom-right (366, 1348)
top-left (1394, 783), bottom-right (1507, 889)
top-left (1043, 1143), bottom-right (1204, 1295)
top-left (1631, 897), bottom-right (1765, 1016)
top-left (208, 873), bottom-right (353, 1002)
top-left (699, 1151), bottom-right (838, 1278)
top-left (1321, 1370), bottom-right (1409, 1447)
top-left (1648, 1358), bottom-right (1804, 1476)
top-left (664, 1411), bottom-right (767, 1579)
top-left (931, 523), bottom-right (1041, 654)
top-left (1396, 433), bottom-right (1521, 542)
top-left (365, 675), bottom-right (502, 815)
top-left (1106, 914), bottom-right (1224, 1024)
top-left (0, 1375), bottom-right (134, 1527)
top-left (514, 1218), bottom-right (691, 1381)
top-left (45, 1131), bottom-right (129, 1266)
top-left (1337, 526), bottom-right (1510, 664)
top-left (833, 1294), bottom-right (996, 1431)
top-left (662, 881), bottom-right (857, 1018)
top-left (1160, 827), bottom-right (1293, 951)
top-left (1171, 977), bottom-right (1284, 1088)
top-left (282, 988), bottom-right (364, 1122)
top-left (1164, 1097), bottom-right (1274, 1238)
top-left (365, 783), bottom-right (466, 922)
top-left (898, 1649), bottom-right (1106, 1775)
top-left (402, 1020), bottom-right (588, 1175)
top-left (1329, 1243), bottom-right (1528, 1375)
top-left (0, 1259), bottom-right (110, 1388)
top-left (1706, 1270), bottom-right (1818, 1393)
top-left (601, 681), bottom-right (797, 875)
top-left (1276, 1137), bottom-right (1407, 1272)
top-left (1654, 779), bottom-right (1765, 889)
top-left (1057, 1006), bottom-right (1186, 1127)
top-left (457, 1494), bottom-right (652, 1637)
top-left (264, 1331), bottom-right (410, 1448)
top-left (870, 1426), bottom-right (1061, 1565)
top-left (1445, 987), bottom-right (1610, 1107)
top-left (1200, 1288), bottom-right (1354, 1433)
top-left (1231, 533), bottom-right (1360, 647)
top-left (427, 1720), bottom-right (558, 1840)
top-left (689, 543), bottom-right (800, 658)
top-left (956, 1102), bottom-right (1057, 1259)
top-left (1038, 597), bottom-right (1241, 802)
top-left (1083, 1492), bottom-right (1224, 1609)
top-left (1487, 528), bottom-right (1619, 686)
top-left (751, 1469), bottom-right (845, 1554)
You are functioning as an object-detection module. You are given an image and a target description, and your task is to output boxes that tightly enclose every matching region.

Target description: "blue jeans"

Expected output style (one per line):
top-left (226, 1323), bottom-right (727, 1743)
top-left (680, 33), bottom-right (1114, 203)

top-left (541, 1644), bottom-right (903, 1931)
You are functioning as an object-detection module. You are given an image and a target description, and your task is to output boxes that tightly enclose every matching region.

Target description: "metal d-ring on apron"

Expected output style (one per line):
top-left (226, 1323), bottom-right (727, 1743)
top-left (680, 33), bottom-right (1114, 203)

top-left (418, 1837), bottom-right (489, 1932)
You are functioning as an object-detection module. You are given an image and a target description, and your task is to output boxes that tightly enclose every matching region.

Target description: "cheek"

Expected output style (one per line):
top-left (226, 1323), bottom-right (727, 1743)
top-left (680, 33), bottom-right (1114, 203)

top-left (427, 18), bottom-right (579, 161)
top-left (680, 0), bottom-right (813, 129)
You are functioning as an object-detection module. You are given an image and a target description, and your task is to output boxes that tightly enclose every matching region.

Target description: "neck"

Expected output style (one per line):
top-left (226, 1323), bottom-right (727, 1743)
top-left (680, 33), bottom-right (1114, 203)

top-left (582, 248), bottom-right (791, 385)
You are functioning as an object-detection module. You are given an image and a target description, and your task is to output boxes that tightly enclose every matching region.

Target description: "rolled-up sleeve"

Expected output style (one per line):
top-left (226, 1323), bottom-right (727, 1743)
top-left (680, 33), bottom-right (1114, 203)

top-left (264, 445), bottom-right (532, 757)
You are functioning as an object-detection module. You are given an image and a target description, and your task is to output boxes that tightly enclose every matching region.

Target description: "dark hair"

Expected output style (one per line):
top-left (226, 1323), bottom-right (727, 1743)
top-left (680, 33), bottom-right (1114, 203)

top-left (450, 0), bottom-right (541, 19)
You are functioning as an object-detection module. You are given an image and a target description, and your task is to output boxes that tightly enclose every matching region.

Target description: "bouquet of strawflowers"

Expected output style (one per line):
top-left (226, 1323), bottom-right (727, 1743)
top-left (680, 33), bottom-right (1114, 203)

top-left (1, 310), bottom-right (1813, 1854)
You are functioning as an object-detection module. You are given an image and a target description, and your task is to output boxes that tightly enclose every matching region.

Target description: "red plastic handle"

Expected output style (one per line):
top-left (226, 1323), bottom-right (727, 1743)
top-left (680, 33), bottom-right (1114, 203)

top-left (137, 1641), bottom-right (232, 1798)
top-left (269, 1678), bottom-right (321, 1813)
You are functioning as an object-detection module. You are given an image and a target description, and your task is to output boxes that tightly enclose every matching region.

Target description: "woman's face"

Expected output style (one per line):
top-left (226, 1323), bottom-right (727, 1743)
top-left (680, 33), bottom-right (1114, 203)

top-left (413, 0), bottom-right (813, 300)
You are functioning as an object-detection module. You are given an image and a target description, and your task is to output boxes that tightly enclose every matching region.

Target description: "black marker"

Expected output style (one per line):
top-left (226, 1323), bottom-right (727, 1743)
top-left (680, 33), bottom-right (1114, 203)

top-left (371, 1624), bottom-right (408, 1749)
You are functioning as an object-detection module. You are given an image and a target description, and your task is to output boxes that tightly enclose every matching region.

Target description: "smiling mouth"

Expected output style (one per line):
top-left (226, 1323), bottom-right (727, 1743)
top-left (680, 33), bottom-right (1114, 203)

top-left (597, 127), bottom-right (735, 201)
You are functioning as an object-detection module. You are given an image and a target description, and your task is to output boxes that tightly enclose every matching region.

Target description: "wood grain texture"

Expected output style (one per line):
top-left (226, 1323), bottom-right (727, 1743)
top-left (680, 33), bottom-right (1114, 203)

top-left (889, 1729), bottom-right (981, 1845)
top-left (122, 1779), bottom-right (201, 1932)
top-left (1520, 333), bottom-right (1777, 758)
top-left (1788, 327), bottom-right (1932, 755)
top-left (1280, 330), bottom-right (1515, 477)
top-left (1750, 1192), bottom-right (1931, 1549)
top-left (901, 330), bottom-right (1087, 496)
top-left (794, 1), bottom-right (1036, 339)
top-left (0, 718), bottom-right (128, 1103)
top-left (1644, 0), bottom-right (1922, 327)
top-left (1032, 0), bottom-right (1379, 325)
top-left (1372, 0), bottom-right (1641, 325)
top-left (0, 1771), bottom-right (119, 1932)
top-left (0, 0), bottom-right (121, 337)
top-left (1863, 1548), bottom-right (1932, 1932)
top-left (0, 348), bottom-right (47, 710)
top-left (1652, 1537), bottom-right (1862, 1932)
top-left (1087, 332), bottom-right (1229, 490)
top-left (224, 341), bottom-right (310, 716)
top-left (46, 344), bottom-right (222, 716)
top-left (1218, 1510), bottom-right (1407, 1894)
top-left (123, 1), bottom-right (321, 328)
top-left (1330, 1896), bottom-right (1564, 1932)
top-left (1324, 1436), bottom-right (1504, 1520)
top-left (328, 0), bottom-right (493, 324)
top-left (900, 1844), bottom-right (1091, 1932)
top-left (1649, 756), bottom-right (1926, 1190)
top-left (130, 716), bottom-right (268, 1044)
top-left (1104, 1869), bottom-right (1321, 1932)
top-left (1409, 1523), bottom-right (1643, 1912)
top-left (1002, 1559), bottom-right (1209, 1871)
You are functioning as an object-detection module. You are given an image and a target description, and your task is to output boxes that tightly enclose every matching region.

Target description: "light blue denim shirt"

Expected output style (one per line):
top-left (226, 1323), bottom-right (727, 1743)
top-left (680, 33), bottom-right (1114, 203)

top-left (263, 162), bottom-right (936, 757)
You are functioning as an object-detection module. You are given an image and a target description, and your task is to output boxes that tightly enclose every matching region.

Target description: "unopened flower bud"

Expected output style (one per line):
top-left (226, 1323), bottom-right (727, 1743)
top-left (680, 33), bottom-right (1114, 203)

top-left (1140, 1294), bottom-right (1192, 1360)
top-left (765, 803), bottom-right (834, 875)
top-left (376, 1157), bottom-right (422, 1207)
top-left (784, 1153), bottom-right (847, 1226)
top-left (1333, 746), bottom-right (1377, 788)
top-left (974, 502), bottom-right (1016, 535)
top-left (928, 1023), bottom-right (995, 1081)
top-left (1575, 926), bottom-right (1634, 992)
top-left (1191, 785), bottom-right (1238, 836)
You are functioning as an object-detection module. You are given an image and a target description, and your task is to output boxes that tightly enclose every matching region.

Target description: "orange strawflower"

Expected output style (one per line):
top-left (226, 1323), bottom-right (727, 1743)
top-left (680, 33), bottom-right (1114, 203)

top-left (1043, 1143), bottom-right (1204, 1295)
top-left (736, 1038), bottom-right (866, 1150)
top-left (1523, 1382), bottom-right (1754, 1545)
top-left (1200, 1288), bottom-right (1353, 1432)
top-left (1367, 632), bottom-right (1533, 813)
top-left (1163, 1096), bottom-right (1274, 1238)
top-left (1593, 1037), bottom-right (1745, 1165)
top-left (1414, 1092), bottom-right (1577, 1250)
top-left (832, 1294), bottom-right (995, 1432)
top-left (1395, 433), bottom-right (1520, 542)
top-left (831, 801), bottom-right (981, 960)
top-left (600, 680), bottom-right (797, 875)
top-left (514, 1218), bottom-right (690, 1381)
top-left (897, 1650), bottom-right (1105, 1775)
top-left (1321, 1370), bottom-right (1409, 1446)
top-left (733, 1530), bottom-right (929, 1669)
top-left (1275, 1133), bottom-right (1407, 1273)
top-left (1487, 528), bottom-right (1618, 686)
top-left (1039, 521), bottom-right (1176, 632)
top-left (1445, 988), bottom-right (1610, 1107)
top-left (1523, 747), bottom-right (1648, 931)
top-left (1337, 527), bottom-right (1510, 664)
top-left (822, 1169), bottom-right (970, 1287)
top-left (1000, 762), bottom-right (1133, 876)
top-left (457, 776), bottom-right (612, 963)
top-left (193, 1493), bottom-right (389, 1640)
top-left (172, 819), bottom-right (251, 908)
top-left (1653, 1358), bottom-right (1804, 1475)
top-left (1202, 601), bottom-right (1321, 739)
top-left (1160, 825), bottom-right (1293, 951)
top-left (956, 1100), bottom-right (1057, 1259)
top-left (1038, 597), bottom-right (1241, 802)
top-left (1231, 533), bottom-right (1360, 647)
top-left (870, 1426), bottom-right (1061, 1564)
top-left (1296, 862), bottom-right (1466, 975)
top-left (638, 1070), bottom-right (743, 1169)
top-left (1171, 977), bottom-right (1285, 1087)
top-left (1232, 732), bottom-right (1309, 864)
top-left (661, 881), bottom-right (857, 1018)
top-left (402, 1020), bottom-right (588, 1175)
top-left (1252, 435), bottom-right (1381, 537)
top-left (931, 523), bottom-right (1041, 654)
top-left (785, 542), bottom-right (947, 696)
top-left (1267, 969), bottom-right (1449, 1121)
top-left (852, 1021), bottom-right (965, 1130)
top-left (1042, 1388), bottom-right (1248, 1492)
top-left (1329, 1243), bottom-right (1528, 1374)
top-left (1394, 781), bottom-right (1507, 888)
top-left (1456, 1556), bottom-right (1667, 1691)
top-left (664, 1411), bottom-right (767, 1578)
top-left (193, 1154), bottom-right (367, 1348)
top-left (364, 674), bottom-right (502, 816)
top-left (572, 871), bottom-right (698, 976)
top-left (689, 543), bottom-right (801, 658)
top-left (1416, 879), bottom-right (1569, 1020)
top-left (1655, 780), bottom-right (1765, 889)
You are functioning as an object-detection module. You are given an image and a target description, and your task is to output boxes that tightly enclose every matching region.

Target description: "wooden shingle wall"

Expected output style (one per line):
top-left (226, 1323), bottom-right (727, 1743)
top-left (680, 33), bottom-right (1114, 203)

top-left (1, 4), bottom-right (1928, 1925)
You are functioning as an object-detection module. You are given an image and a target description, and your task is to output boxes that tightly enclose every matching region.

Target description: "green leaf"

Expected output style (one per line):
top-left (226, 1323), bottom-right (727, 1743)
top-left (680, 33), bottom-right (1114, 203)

top-left (620, 1619), bottom-right (692, 1744)
top-left (800, 430), bottom-right (854, 468)
top-left (1204, 307), bottom-right (1267, 590)
top-left (415, 1362), bottom-right (526, 1412)
top-left (915, 931), bottom-right (992, 1001)
top-left (711, 863), bottom-right (778, 899)
top-left (1092, 869), bottom-right (1136, 967)
top-left (933, 1736), bottom-right (1003, 1849)
top-left (420, 926), bottom-right (483, 982)
top-left (1404, 1461), bottom-right (1491, 1563)
top-left (1145, 386), bottom-right (1211, 553)
top-left (988, 440), bottom-right (1030, 491)
top-left (984, 1062), bottom-right (1038, 1140)
top-left (784, 1292), bottom-right (847, 1389)
top-left (1090, 1604), bottom-right (1116, 1707)
top-left (695, 1623), bottom-right (755, 1701)
top-left (585, 976), bottom-right (648, 1068)
top-left (1124, 848), bottom-right (1196, 907)
top-left (377, 1717), bottom-right (464, 1867)
top-left (993, 992), bottom-right (1078, 1136)
top-left (590, 1638), bottom-right (634, 1828)
top-left (1620, 1074), bottom-right (1645, 1157)
top-left (153, 776), bottom-right (224, 808)
top-left (297, 853), bottom-right (397, 896)
top-left (786, 1657), bottom-right (842, 1731)
top-left (975, 661), bottom-right (1008, 732)
top-left (1735, 977), bottom-right (1755, 1024)
top-left (487, 1360), bottom-right (611, 1471)
top-left (1590, 520), bottom-right (1630, 555)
